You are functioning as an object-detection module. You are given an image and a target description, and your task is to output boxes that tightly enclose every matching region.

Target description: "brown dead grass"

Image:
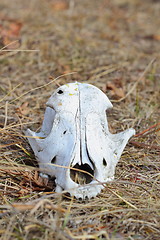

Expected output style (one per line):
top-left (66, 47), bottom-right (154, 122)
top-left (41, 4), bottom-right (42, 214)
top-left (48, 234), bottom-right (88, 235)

top-left (0, 0), bottom-right (160, 239)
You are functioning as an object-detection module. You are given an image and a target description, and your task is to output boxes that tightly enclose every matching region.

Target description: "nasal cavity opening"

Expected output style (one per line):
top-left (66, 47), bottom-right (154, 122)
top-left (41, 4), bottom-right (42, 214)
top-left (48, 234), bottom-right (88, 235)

top-left (70, 163), bottom-right (94, 185)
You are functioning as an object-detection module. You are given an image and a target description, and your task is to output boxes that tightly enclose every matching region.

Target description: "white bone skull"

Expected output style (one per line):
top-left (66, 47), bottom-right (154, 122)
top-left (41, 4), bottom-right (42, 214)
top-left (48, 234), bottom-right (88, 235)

top-left (26, 82), bottom-right (135, 199)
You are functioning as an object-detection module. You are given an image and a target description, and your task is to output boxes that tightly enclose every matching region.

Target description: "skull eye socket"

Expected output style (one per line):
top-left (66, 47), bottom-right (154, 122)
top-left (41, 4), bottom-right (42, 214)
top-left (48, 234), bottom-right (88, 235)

top-left (57, 89), bottom-right (63, 94)
top-left (103, 158), bottom-right (107, 166)
top-left (51, 156), bottom-right (56, 164)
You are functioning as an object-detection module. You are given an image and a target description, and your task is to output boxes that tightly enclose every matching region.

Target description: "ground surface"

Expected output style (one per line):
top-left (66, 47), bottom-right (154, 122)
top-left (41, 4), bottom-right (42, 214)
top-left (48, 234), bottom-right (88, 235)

top-left (0, 0), bottom-right (160, 239)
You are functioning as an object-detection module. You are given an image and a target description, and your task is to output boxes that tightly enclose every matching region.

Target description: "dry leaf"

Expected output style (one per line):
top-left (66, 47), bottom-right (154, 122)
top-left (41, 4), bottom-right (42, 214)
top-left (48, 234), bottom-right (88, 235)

top-left (106, 82), bottom-right (125, 99)
top-left (9, 22), bottom-right (22, 36)
top-left (153, 34), bottom-right (160, 41)
top-left (0, 20), bottom-right (22, 49)
top-left (51, 0), bottom-right (68, 11)
top-left (143, 34), bottom-right (160, 41)
top-left (16, 102), bottom-right (30, 116)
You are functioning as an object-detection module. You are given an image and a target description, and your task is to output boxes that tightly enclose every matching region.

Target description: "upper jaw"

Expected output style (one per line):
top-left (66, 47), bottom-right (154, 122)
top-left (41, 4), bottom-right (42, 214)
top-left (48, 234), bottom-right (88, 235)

top-left (68, 182), bottom-right (104, 199)
top-left (55, 161), bottom-right (105, 199)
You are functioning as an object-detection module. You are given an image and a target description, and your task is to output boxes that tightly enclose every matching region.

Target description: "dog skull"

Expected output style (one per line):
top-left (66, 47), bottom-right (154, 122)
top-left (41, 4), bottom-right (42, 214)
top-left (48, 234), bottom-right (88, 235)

top-left (26, 82), bottom-right (135, 199)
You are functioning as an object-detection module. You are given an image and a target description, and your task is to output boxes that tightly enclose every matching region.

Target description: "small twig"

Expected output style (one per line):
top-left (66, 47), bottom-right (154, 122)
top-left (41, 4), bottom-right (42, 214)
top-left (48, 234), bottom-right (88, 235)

top-left (0, 142), bottom-right (22, 149)
top-left (0, 40), bottom-right (39, 52)
top-left (3, 101), bottom-right (8, 128)
top-left (130, 141), bottom-right (160, 151)
top-left (134, 122), bottom-right (160, 137)
top-left (131, 122), bottom-right (160, 151)
top-left (105, 187), bottom-right (140, 211)
top-left (0, 201), bottom-right (66, 214)
top-left (0, 40), bottom-right (19, 51)
top-left (0, 121), bottom-right (37, 132)
top-left (1, 50), bottom-right (39, 52)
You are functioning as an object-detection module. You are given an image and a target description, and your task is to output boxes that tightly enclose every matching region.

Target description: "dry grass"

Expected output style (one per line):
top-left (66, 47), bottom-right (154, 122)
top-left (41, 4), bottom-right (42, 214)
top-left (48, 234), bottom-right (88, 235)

top-left (0, 0), bottom-right (160, 239)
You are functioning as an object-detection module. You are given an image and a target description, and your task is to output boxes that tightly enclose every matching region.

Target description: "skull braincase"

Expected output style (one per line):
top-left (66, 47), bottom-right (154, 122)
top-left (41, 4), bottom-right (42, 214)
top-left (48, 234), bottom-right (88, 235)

top-left (26, 82), bottom-right (135, 199)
